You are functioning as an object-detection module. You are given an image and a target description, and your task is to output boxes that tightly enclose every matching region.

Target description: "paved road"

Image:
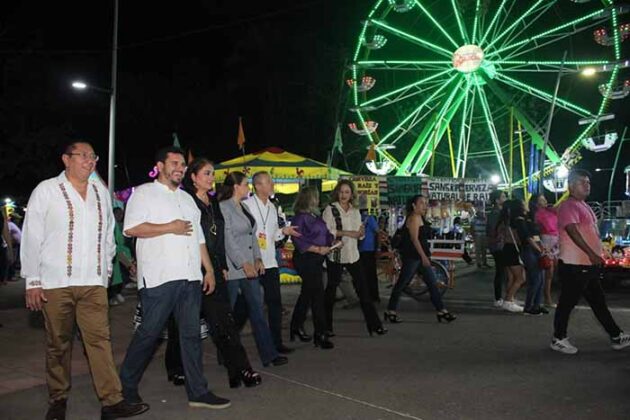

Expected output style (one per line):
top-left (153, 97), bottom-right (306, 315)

top-left (1, 264), bottom-right (630, 420)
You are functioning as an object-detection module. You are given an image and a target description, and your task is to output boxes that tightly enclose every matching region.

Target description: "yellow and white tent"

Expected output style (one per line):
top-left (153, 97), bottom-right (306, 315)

top-left (214, 147), bottom-right (351, 194)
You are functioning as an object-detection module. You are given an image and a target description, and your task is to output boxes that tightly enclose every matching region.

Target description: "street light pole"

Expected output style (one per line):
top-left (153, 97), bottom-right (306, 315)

top-left (539, 50), bottom-right (567, 195)
top-left (107, 0), bottom-right (119, 198)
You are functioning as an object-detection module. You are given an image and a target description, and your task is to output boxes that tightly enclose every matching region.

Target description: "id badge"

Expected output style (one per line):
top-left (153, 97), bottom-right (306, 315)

top-left (258, 232), bottom-right (268, 250)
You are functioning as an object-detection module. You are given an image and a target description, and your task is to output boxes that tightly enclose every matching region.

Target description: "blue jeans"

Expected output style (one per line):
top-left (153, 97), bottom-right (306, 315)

top-left (387, 258), bottom-right (445, 312)
top-left (522, 247), bottom-right (544, 311)
top-left (226, 278), bottom-right (278, 364)
top-left (120, 280), bottom-right (208, 400)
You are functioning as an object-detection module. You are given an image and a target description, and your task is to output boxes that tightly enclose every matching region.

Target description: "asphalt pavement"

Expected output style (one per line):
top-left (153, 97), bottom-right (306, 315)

top-left (1, 263), bottom-right (630, 420)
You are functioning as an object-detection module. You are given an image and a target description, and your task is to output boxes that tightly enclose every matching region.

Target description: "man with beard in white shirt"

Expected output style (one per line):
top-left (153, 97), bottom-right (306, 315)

top-left (119, 147), bottom-right (230, 411)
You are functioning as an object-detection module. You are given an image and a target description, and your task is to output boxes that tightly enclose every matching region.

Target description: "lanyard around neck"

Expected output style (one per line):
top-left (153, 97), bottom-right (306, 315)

top-left (253, 197), bottom-right (271, 230)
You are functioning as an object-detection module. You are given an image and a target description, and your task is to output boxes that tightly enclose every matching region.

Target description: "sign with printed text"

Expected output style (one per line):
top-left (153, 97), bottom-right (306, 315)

top-left (426, 177), bottom-right (492, 202)
top-left (352, 176), bottom-right (380, 214)
top-left (385, 176), bottom-right (423, 205)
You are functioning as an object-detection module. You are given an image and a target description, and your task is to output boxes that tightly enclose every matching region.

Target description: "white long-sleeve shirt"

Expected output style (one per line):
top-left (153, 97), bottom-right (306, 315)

top-left (243, 195), bottom-right (284, 269)
top-left (322, 202), bottom-right (363, 264)
top-left (21, 172), bottom-right (115, 290)
top-left (124, 181), bottom-right (205, 289)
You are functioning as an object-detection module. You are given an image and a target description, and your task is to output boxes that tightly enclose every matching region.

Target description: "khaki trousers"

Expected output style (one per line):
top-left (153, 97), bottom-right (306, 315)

top-left (42, 286), bottom-right (123, 406)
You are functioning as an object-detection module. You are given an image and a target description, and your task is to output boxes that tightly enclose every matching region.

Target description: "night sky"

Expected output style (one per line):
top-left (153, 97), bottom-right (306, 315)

top-left (1, 0), bottom-right (628, 203)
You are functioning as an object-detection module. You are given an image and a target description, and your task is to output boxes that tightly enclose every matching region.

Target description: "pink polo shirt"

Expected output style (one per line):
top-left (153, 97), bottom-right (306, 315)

top-left (535, 207), bottom-right (559, 236)
top-left (557, 197), bottom-right (602, 266)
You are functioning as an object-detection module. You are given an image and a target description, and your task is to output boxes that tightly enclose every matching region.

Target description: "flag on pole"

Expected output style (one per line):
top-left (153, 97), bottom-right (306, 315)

top-left (172, 132), bottom-right (181, 148)
top-left (332, 124), bottom-right (343, 153)
top-left (365, 143), bottom-right (377, 161)
top-left (237, 117), bottom-right (246, 150)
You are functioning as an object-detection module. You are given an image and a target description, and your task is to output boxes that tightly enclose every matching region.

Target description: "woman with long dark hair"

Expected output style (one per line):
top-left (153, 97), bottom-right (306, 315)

top-left (219, 172), bottom-right (287, 367)
top-left (322, 179), bottom-right (386, 336)
top-left (164, 159), bottom-right (261, 389)
top-left (497, 199), bottom-right (526, 312)
top-left (384, 195), bottom-right (455, 323)
top-left (487, 190), bottom-right (507, 307)
top-left (290, 187), bottom-right (335, 349)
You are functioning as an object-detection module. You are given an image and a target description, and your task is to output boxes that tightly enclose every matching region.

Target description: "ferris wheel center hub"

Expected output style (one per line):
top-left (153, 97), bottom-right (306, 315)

top-left (452, 45), bottom-right (484, 73)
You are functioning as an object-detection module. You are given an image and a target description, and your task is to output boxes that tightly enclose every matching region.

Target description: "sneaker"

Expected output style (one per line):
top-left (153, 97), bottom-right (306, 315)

top-left (550, 337), bottom-right (578, 354)
top-left (539, 306), bottom-right (549, 314)
top-left (502, 300), bottom-right (524, 313)
top-left (189, 392), bottom-right (231, 410)
top-left (545, 302), bottom-right (557, 309)
top-left (116, 293), bottom-right (125, 304)
top-left (611, 333), bottom-right (630, 350)
top-left (124, 282), bottom-right (137, 290)
top-left (109, 298), bottom-right (119, 306)
top-left (101, 400), bottom-right (150, 419)
top-left (493, 299), bottom-right (504, 308)
top-left (46, 399), bottom-right (67, 420)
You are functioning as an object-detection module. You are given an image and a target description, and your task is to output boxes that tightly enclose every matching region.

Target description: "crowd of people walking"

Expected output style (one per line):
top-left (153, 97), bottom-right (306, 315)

top-left (17, 141), bottom-right (630, 419)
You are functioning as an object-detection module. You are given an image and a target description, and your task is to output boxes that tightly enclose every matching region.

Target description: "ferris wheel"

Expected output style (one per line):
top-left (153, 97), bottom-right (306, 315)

top-left (346, 0), bottom-right (628, 189)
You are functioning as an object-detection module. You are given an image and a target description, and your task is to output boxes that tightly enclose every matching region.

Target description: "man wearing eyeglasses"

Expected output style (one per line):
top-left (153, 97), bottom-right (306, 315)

top-left (21, 141), bottom-right (149, 419)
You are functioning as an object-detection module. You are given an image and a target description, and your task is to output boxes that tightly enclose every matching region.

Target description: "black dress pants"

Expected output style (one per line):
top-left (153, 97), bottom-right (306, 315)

top-left (290, 252), bottom-right (326, 335)
top-left (360, 251), bottom-right (380, 302)
top-left (325, 260), bottom-right (383, 332)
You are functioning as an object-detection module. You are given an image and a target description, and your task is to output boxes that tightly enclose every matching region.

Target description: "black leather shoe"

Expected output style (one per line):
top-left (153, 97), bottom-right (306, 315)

top-left (289, 328), bottom-right (312, 342)
top-left (313, 334), bottom-right (334, 349)
top-left (46, 399), bottom-right (67, 420)
top-left (101, 400), bottom-right (150, 420)
top-left (229, 368), bottom-right (262, 388)
top-left (276, 344), bottom-right (295, 354)
top-left (121, 388), bottom-right (143, 405)
top-left (167, 373), bottom-right (185, 386)
top-left (263, 356), bottom-right (288, 367)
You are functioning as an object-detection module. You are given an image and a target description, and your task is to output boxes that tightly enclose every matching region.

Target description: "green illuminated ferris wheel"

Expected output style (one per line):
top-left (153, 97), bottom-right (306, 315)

top-left (348, 0), bottom-right (628, 187)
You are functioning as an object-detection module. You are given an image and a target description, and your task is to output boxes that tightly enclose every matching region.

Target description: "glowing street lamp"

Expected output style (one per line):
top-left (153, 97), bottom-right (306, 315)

top-left (71, 81), bottom-right (87, 90)
top-left (490, 174), bottom-right (501, 185)
top-left (581, 67), bottom-right (597, 77)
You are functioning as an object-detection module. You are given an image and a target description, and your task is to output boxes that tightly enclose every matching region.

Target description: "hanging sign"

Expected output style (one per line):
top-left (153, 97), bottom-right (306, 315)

top-left (352, 176), bottom-right (380, 214)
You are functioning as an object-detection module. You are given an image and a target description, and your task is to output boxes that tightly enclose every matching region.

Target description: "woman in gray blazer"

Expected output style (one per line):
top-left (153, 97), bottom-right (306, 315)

top-left (219, 172), bottom-right (288, 367)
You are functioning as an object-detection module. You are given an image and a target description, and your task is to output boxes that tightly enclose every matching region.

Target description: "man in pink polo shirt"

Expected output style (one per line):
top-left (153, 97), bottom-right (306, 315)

top-left (550, 169), bottom-right (630, 354)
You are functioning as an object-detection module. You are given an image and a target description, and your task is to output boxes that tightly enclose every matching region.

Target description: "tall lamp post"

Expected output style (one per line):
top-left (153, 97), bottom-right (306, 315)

top-left (71, 0), bottom-right (119, 198)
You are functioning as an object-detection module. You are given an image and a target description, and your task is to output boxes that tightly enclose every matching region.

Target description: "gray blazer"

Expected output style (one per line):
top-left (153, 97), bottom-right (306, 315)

top-left (219, 198), bottom-right (262, 280)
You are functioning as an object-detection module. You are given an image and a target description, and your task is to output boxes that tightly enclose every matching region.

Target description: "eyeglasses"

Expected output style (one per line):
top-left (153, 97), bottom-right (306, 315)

top-left (67, 152), bottom-right (99, 162)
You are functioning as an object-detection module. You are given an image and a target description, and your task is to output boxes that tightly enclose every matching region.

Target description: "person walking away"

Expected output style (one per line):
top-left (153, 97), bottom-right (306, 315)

top-left (550, 170), bottom-right (630, 354)
top-left (487, 190), bottom-right (507, 307)
top-left (497, 200), bottom-right (526, 313)
top-left (384, 195), bottom-right (456, 323)
top-left (244, 171), bottom-right (301, 354)
top-left (21, 141), bottom-right (148, 420)
top-left (119, 146), bottom-right (230, 410)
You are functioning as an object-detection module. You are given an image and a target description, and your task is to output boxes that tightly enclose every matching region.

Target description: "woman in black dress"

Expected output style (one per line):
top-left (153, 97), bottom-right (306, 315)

top-left (165, 157), bottom-right (261, 389)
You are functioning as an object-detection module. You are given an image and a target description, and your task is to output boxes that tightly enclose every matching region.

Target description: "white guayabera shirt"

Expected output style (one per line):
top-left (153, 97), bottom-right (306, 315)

top-left (21, 171), bottom-right (115, 290)
top-left (124, 181), bottom-right (205, 290)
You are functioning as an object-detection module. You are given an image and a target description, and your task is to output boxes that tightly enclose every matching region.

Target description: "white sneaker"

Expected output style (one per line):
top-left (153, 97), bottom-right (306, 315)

top-left (493, 299), bottom-right (504, 308)
top-left (550, 337), bottom-right (578, 354)
top-left (124, 282), bottom-right (137, 290)
top-left (502, 300), bottom-right (523, 313)
top-left (611, 333), bottom-right (630, 350)
top-left (108, 298), bottom-right (120, 306)
top-left (116, 293), bottom-right (125, 303)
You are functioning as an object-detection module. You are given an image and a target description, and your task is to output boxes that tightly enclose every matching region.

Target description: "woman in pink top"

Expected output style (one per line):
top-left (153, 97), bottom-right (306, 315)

top-left (533, 194), bottom-right (558, 307)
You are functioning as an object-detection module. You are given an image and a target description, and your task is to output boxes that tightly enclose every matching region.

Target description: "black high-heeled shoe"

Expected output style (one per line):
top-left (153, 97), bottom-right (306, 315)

top-left (313, 334), bottom-right (334, 349)
top-left (167, 373), bottom-right (185, 386)
top-left (368, 326), bottom-right (388, 336)
top-left (290, 328), bottom-right (312, 342)
top-left (230, 368), bottom-right (262, 388)
top-left (436, 311), bottom-right (457, 323)
top-left (384, 311), bottom-right (402, 323)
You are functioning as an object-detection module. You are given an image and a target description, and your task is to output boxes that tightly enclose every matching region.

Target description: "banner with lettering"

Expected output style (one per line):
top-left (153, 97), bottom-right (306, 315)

top-left (352, 176), bottom-right (380, 214)
top-left (426, 177), bottom-right (492, 201)
top-left (386, 176), bottom-right (424, 205)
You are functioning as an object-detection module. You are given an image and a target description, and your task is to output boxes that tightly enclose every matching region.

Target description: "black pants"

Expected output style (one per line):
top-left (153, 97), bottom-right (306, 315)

top-left (166, 278), bottom-right (252, 380)
top-left (491, 250), bottom-right (506, 301)
top-left (290, 252), bottom-right (326, 336)
top-left (360, 251), bottom-right (380, 302)
top-left (325, 260), bottom-right (383, 332)
top-left (553, 262), bottom-right (621, 340)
